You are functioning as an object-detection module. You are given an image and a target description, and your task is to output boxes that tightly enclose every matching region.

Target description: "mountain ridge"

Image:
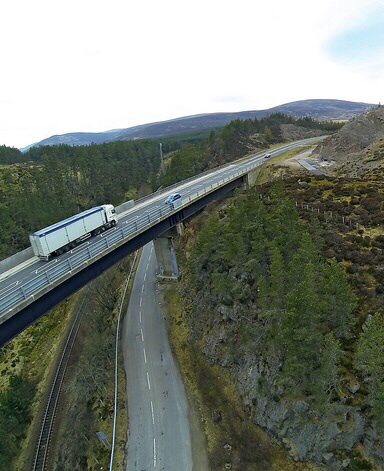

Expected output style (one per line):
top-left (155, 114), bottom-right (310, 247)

top-left (24, 99), bottom-right (376, 150)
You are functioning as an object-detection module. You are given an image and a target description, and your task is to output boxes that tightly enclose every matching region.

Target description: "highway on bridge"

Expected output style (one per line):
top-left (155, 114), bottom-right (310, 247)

top-left (0, 137), bottom-right (323, 345)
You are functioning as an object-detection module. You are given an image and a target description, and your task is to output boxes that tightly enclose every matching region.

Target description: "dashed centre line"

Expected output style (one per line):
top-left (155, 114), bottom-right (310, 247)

top-left (143, 347), bottom-right (147, 364)
top-left (146, 371), bottom-right (151, 390)
top-left (150, 400), bottom-right (155, 425)
top-left (0, 280), bottom-right (20, 296)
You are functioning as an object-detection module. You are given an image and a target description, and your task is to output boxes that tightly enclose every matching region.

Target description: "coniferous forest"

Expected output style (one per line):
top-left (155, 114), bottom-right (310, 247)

top-left (178, 178), bottom-right (384, 468)
top-left (0, 113), bottom-right (355, 470)
top-left (0, 114), bottom-right (340, 259)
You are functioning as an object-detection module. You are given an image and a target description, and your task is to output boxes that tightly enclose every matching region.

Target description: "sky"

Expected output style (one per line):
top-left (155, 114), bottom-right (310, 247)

top-left (1, 0), bottom-right (384, 149)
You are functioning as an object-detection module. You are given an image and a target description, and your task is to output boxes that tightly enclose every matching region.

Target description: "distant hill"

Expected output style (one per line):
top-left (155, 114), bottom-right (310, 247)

top-left (25, 99), bottom-right (376, 150)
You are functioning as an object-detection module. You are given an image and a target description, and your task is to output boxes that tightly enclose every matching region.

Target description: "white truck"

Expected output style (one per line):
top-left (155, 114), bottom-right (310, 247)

top-left (29, 204), bottom-right (118, 260)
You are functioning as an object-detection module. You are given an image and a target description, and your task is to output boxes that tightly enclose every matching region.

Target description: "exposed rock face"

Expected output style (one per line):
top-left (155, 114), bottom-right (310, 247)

top-left (187, 295), bottom-right (370, 470)
top-left (364, 424), bottom-right (384, 465)
top-left (237, 358), bottom-right (365, 467)
top-left (314, 105), bottom-right (384, 168)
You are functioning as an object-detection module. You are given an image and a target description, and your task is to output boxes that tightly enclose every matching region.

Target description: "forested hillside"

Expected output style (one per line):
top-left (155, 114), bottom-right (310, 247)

top-left (0, 112), bottom-right (341, 469)
top-left (175, 175), bottom-right (384, 469)
top-left (0, 140), bottom-right (164, 258)
top-left (159, 114), bottom-right (340, 187)
top-left (0, 114), bottom-right (338, 259)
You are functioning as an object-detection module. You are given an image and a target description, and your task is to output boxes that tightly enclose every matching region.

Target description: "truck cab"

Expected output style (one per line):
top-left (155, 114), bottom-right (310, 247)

top-left (103, 204), bottom-right (118, 225)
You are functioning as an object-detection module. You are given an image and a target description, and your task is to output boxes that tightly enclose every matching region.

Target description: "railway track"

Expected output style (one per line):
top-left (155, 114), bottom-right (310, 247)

top-left (32, 293), bottom-right (88, 471)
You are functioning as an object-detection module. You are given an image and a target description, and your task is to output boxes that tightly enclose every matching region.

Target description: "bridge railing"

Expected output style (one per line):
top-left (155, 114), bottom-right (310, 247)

top-left (133, 149), bottom-right (266, 206)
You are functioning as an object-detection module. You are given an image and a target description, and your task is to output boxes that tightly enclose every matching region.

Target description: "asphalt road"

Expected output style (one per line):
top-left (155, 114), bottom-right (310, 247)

top-left (123, 242), bottom-right (192, 471)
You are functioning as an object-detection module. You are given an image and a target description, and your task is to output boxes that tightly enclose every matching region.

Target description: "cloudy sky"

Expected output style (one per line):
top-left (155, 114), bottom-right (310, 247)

top-left (1, 0), bottom-right (384, 149)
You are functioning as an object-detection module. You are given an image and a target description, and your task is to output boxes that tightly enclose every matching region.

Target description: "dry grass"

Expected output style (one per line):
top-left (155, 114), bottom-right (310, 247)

top-left (255, 146), bottom-right (311, 185)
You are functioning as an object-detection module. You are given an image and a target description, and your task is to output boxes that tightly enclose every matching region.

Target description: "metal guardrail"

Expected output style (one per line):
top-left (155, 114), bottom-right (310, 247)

top-left (133, 154), bottom-right (253, 206)
top-left (0, 161), bottom-right (259, 319)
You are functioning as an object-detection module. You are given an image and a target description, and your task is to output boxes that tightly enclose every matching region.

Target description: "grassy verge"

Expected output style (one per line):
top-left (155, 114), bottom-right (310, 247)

top-left (256, 146), bottom-right (312, 185)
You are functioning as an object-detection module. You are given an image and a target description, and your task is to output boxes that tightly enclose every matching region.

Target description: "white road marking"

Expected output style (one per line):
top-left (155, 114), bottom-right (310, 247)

top-left (70, 241), bottom-right (90, 254)
top-left (100, 227), bottom-right (117, 236)
top-left (141, 284), bottom-right (145, 294)
top-left (34, 259), bottom-right (57, 274)
top-left (139, 297), bottom-right (142, 307)
top-left (143, 347), bottom-right (147, 364)
top-left (150, 401), bottom-right (155, 425)
top-left (153, 438), bottom-right (157, 467)
top-left (140, 327), bottom-right (144, 342)
top-left (139, 310), bottom-right (142, 323)
top-left (146, 371), bottom-right (151, 390)
top-left (0, 280), bottom-right (20, 296)
top-left (0, 256), bottom-right (39, 282)
top-left (143, 272), bottom-right (147, 281)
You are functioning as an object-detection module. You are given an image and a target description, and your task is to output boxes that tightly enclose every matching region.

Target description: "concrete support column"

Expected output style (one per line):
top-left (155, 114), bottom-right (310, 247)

top-left (176, 222), bottom-right (184, 236)
top-left (153, 237), bottom-right (180, 281)
top-left (244, 167), bottom-right (261, 189)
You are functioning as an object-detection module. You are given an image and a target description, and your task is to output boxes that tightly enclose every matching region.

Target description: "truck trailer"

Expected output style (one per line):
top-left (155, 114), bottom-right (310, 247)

top-left (29, 204), bottom-right (118, 260)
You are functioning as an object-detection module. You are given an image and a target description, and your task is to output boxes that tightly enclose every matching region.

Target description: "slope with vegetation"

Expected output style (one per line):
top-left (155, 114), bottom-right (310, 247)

top-left (167, 113), bottom-right (384, 468)
top-left (174, 173), bottom-right (384, 468)
top-left (0, 112), bottom-right (342, 469)
top-left (0, 113), bottom-right (336, 260)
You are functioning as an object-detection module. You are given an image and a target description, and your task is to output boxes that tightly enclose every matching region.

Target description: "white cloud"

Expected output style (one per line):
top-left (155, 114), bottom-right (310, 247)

top-left (0, 0), bottom-right (383, 148)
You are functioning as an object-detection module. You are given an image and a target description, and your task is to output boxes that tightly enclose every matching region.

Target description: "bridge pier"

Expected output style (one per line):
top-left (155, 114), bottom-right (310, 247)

top-left (153, 231), bottom-right (180, 282)
top-left (176, 222), bottom-right (184, 236)
top-left (243, 166), bottom-right (261, 189)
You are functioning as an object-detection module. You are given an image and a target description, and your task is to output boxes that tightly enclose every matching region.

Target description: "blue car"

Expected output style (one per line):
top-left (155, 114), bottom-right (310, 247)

top-left (164, 193), bottom-right (181, 204)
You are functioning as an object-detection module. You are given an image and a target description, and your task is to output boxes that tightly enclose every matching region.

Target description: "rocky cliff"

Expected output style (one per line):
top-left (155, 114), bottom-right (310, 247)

top-left (186, 293), bottom-right (368, 470)
top-left (314, 105), bottom-right (384, 176)
top-left (178, 181), bottom-right (384, 471)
